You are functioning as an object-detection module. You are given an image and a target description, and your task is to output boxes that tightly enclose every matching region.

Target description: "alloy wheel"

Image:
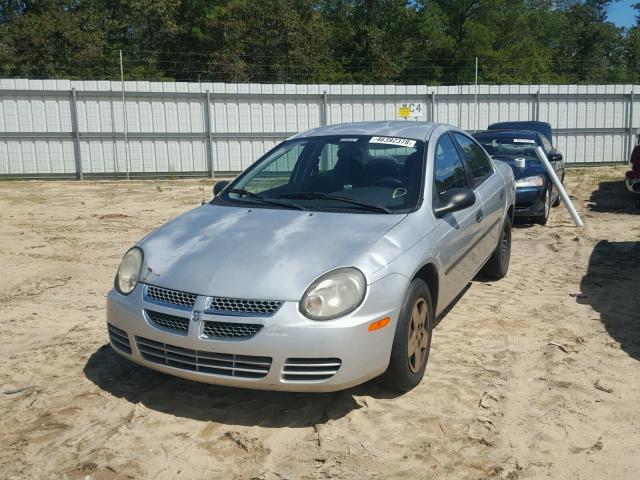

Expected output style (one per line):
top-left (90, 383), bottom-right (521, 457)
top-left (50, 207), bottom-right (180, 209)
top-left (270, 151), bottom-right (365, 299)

top-left (407, 298), bottom-right (429, 373)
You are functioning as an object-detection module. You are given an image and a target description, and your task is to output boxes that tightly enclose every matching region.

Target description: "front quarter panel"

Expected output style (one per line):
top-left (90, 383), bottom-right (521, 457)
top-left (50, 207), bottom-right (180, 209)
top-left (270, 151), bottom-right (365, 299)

top-left (494, 159), bottom-right (516, 211)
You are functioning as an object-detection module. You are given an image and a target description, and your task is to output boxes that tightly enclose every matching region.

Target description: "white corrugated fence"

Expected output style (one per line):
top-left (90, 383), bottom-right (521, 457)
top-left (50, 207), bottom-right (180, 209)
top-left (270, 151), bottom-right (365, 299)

top-left (0, 79), bottom-right (636, 178)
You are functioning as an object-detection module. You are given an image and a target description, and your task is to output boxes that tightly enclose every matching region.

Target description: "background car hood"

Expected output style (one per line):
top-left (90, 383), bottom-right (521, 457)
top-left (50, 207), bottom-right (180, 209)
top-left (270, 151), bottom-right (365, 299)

top-left (138, 204), bottom-right (407, 301)
top-left (493, 155), bottom-right (546, 181)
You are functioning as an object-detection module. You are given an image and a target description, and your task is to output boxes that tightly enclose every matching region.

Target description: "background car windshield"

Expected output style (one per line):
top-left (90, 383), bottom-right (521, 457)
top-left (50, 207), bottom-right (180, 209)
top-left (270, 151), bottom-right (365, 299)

top-left (222, 135), bottom-right (425, 212)
top-left (476, 136), bottom-right (539, 157)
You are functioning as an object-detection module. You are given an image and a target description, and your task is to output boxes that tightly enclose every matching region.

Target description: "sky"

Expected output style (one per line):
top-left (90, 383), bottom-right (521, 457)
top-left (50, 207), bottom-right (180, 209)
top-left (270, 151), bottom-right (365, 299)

top-left (608, 0), bottom-right (637, 28)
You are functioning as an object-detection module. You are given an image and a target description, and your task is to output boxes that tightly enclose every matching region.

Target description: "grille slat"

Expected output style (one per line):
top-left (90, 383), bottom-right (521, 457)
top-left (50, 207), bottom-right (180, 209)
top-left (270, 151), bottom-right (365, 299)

top-left (145, 310), bottom-right (190, 335)
top-left (202, 321), bottom-right (262, 340)
top-left (108, 324), bottom-right (132, 354)
top-left (135, 336), bottom-right (272, 379)
top-left (145, 285), bottom-right (197, 309)
top-left (206, 297), bottom-right (283, 316)
top-left (282, 357), bottom-right (342, 382)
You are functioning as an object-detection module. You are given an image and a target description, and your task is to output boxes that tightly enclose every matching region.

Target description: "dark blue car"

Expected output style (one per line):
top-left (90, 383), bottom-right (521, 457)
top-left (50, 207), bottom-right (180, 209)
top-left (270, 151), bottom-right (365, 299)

top-left (473, 122), bottom-right (565, 225)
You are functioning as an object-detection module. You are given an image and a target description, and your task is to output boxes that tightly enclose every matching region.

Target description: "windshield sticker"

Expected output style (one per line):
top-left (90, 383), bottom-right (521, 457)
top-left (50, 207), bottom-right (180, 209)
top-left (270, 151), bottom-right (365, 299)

top-left (369, 136), bottom-right (416, 147)
top-left (392, 188), bottom-right (408, 199)
top-left (513, 138), bottom-right (536, 144)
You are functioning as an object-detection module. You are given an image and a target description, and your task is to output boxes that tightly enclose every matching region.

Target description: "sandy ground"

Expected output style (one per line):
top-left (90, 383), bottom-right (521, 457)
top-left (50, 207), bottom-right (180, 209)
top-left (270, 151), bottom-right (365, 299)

top-left (0, 167), bottom-right (639, 480)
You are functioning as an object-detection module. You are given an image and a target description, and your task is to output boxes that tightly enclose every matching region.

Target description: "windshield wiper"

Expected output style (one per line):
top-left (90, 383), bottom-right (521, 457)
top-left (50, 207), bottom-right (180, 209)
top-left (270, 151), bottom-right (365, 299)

top-left (276, 192), bottom-right (392, 214)
top-left (226, 189), bottom-right (305, 210)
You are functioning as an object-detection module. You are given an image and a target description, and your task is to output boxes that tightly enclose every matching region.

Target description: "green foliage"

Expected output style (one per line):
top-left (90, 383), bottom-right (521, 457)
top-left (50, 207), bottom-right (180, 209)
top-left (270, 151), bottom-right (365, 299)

top-left (0, 0), bottom-right (638, 84)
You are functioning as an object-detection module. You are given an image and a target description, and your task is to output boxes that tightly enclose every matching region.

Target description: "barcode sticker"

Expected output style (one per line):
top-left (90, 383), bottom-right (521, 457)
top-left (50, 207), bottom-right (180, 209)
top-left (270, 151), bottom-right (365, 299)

top-left (513, 138), bottom-right (536, 144)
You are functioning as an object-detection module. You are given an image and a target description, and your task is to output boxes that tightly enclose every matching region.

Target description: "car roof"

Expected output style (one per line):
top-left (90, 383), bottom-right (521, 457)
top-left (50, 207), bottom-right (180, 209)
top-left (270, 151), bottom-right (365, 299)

top-left (488, 121), bottom-right (552, 142)
top-left (291, 121), bottom-right (443, 142)
top-left (473, 129), bottom-right (540, 140)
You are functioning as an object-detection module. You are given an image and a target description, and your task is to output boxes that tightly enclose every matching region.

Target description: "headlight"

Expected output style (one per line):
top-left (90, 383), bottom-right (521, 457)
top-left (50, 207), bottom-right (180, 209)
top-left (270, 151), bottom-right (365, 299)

top-left (300, 267), bottom-right (366, 320)
top-left (515, 175), bottom-right (544, 188)
top-left (115, 247), bottom-right (143, 295)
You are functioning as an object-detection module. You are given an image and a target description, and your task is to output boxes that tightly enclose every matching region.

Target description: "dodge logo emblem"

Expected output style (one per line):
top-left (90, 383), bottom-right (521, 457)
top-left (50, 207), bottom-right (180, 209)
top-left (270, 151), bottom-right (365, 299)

top-left (191, 310), bottom-right (202, 323)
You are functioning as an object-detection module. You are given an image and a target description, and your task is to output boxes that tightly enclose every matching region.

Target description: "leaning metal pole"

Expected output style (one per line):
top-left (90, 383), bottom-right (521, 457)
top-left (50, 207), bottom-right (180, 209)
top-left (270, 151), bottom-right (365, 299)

top-left (534, 146), bottom-right (583, 227)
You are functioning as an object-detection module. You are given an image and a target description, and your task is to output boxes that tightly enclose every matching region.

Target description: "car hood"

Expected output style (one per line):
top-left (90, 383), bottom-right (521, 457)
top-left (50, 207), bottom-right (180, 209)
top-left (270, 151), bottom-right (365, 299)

top-left (493, 155), bottom-right (546, 181)
top-left (138, 204), bottom-right (408, 301)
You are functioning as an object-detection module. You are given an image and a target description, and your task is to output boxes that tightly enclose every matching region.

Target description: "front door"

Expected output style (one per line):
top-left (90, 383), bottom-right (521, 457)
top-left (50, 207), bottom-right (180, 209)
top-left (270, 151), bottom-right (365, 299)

top-left (452, 132), bottom-right (504, 268)
top-left (432, 133), bottom-right (484, 309)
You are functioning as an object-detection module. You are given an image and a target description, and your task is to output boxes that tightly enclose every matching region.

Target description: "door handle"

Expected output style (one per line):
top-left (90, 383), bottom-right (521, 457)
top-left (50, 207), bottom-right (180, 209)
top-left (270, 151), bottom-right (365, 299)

top-left (476, 210), bottom-right (484, 223)
top-left (499, 188), bottom-right (505, 200)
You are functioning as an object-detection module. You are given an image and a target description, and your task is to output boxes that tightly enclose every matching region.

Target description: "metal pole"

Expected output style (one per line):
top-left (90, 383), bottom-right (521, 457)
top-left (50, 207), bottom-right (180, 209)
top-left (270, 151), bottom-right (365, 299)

top-left (474, 57), bottom-right (479, 132)
top-left (70, 88), bottom-right (83, 180)
top-left (322, 91), bottom-right (329, 126)
top-left (627, 91), bottom-right (634, 164)
top-left (431, 92), bottom-right (436, 122)
top-left (535, 146), bottom-right (583, 227)
top-left (120, 50), bottom-right (130, 180)
top-left (535, 90), bottom-right (541, 121)
top-left (204, 90), bottom-right (214, 178)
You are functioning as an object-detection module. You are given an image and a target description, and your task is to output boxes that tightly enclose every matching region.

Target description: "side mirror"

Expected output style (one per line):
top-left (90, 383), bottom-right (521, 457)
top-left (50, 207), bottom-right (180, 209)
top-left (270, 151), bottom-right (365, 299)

top-left (213, 180), bottom-right (230, 197)
top-left (548, 152), bottom-right (563, 162)
top-left (434, 188), bottom-right (476, 217)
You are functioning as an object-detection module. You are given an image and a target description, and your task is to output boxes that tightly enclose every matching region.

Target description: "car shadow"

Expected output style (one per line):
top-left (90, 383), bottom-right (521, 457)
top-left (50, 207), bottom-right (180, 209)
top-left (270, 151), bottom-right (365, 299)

top-left (587, 180), bottom-right (639, 214)
top-left (84, 344), bottom-right (403, 427)
top-left (578, 240), bottom-right (640, 361)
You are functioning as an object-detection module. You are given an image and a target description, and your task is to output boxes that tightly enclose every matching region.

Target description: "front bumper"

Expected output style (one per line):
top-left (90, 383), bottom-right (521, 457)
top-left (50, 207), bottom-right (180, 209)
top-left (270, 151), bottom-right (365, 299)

top-left (514, 186), bottom-right (547, 217)
top-left (106, 274), bottom-right (408, 392)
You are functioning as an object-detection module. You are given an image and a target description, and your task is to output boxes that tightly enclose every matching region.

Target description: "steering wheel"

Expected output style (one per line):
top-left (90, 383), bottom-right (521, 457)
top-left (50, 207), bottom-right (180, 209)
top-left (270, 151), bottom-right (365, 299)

top-left (374, 177), bottom-right (403, 187)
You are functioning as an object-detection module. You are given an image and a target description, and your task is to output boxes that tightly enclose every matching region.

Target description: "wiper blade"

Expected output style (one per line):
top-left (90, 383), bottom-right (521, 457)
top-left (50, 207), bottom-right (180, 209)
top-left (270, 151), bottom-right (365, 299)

top-left (226, 189), bottom-right (305, 210)
top-left (277, 192), bottom-right (392, 214)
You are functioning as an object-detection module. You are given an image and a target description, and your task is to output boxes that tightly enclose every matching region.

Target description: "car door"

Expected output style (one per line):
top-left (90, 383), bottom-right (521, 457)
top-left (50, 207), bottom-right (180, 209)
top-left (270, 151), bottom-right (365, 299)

top-left (451, 132), bottom-right (504, 269)
top-left (432, 132), bottom-right (483, 309)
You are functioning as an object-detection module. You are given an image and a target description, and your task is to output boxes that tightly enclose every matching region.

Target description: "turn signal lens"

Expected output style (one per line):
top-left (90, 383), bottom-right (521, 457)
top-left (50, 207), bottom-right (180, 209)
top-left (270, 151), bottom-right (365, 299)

top-left (368, 317), bottom-right (390, 332)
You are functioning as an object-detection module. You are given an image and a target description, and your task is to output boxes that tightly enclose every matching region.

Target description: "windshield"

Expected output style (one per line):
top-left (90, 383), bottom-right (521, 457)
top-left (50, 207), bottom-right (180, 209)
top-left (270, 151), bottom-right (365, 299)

top-left (475, 136), bottom-right (539, 158)
top-left (217, 135), bottom-right (426, 213)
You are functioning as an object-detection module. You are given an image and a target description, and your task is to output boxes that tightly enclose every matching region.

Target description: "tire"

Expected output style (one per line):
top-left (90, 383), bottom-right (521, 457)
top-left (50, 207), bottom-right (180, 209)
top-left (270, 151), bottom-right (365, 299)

top-left (481, 215), bottom-right (512, 280)
top-left (379, 279), bottom-right (433, 392)
top-left (534, 187), bottom-right (551, 225)
top-left (552, 175), bottom-right (564, 207)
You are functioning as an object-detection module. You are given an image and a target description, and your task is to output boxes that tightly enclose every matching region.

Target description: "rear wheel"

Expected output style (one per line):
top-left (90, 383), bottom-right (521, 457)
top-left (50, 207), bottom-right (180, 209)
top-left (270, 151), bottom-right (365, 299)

top-left (380, 279), bottom-right (433, 392)
top-left (481, 215), bottom-right (511, 280)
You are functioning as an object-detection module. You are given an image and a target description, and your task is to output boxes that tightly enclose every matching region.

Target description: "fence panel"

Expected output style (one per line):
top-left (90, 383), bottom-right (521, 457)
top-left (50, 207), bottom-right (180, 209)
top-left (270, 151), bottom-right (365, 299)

top-left (0, 79), bottom-right (637, 177)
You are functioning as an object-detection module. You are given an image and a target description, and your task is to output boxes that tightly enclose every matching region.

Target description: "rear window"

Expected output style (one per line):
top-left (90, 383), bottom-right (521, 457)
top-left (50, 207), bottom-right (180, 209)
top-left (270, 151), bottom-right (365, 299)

top-left (474, 136), bottom-right (539, 157)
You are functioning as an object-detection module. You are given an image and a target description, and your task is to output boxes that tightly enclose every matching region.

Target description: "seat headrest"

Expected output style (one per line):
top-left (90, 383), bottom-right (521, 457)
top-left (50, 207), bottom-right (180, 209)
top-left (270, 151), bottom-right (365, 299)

top-left (366, 156), bottom-right (398, 176)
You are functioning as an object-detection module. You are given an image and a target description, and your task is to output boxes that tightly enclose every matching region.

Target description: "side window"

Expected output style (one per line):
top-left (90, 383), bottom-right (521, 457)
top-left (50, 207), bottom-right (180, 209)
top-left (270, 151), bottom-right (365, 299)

top-left (434, 134), bottom-right (469, 196)
top-left (452, 133), bottom-right (493, 185)
top-left (541, 136), bottom-right (553, 153)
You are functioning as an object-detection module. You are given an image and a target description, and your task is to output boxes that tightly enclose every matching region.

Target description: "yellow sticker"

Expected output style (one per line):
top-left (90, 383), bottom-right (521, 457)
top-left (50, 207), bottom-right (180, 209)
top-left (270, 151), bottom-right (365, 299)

top-left (398, 106), bottom-right (411, 118)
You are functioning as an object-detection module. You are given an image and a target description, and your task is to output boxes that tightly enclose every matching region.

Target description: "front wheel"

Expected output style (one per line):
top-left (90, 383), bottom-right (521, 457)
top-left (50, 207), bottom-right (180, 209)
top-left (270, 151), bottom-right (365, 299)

top-left (552, 175), bottom-right (564, 207)
top-left (481, 215), bottom-right (512, 280)
top-left (379, 279), bottom-right (433, 392)
top-left (534, 187), bottom-right (551, 225)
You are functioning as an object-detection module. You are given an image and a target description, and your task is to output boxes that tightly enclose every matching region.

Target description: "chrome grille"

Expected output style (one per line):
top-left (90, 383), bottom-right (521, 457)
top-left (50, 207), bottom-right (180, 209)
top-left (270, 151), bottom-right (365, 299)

top-left (108, 323), bottom-right (131, 354)
top-left (146, 310), bottom-right (189, 335)
top-left (282, 358), bottom-right (342, 382)
top-left (146, 285), bottom-right (197, 309)
top-left (135, 336), bottom-right (272, 379)
top-left (206, 297), bottom-right (283, 316)
top-left (202, 321), bottom-right (262, 340)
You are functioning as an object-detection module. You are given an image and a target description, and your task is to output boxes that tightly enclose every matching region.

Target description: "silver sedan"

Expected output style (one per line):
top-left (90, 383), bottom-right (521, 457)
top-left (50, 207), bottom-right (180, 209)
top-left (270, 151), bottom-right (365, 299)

top-left (107, 121), bottom-right (515, 392)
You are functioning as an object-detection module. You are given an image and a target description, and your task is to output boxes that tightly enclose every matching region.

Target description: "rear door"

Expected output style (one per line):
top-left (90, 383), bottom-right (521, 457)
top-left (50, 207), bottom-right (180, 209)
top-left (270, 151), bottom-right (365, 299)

top-left (432, 132), bottom-right (483, 308)
top-left (451, 132), bottom-right (504, 269)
